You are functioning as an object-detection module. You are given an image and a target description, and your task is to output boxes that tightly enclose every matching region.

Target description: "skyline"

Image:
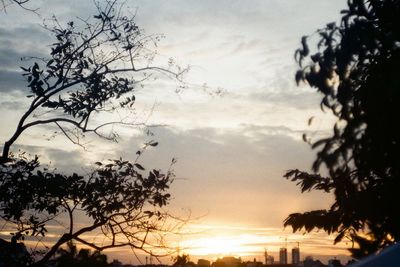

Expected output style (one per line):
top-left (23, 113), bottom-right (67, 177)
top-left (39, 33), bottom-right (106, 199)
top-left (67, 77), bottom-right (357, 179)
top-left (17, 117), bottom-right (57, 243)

top-left (0, 0), bottom-right (351, 264)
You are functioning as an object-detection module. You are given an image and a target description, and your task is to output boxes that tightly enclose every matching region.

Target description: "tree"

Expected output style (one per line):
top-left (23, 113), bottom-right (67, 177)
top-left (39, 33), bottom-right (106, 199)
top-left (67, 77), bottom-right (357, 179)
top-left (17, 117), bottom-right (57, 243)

top-left (1, 0), bottom-right (38, 13)
top-left (0, 238), bottom-right (32, 267)
top-left (1, 0), bottom-right (185, 162)
top-left (51, 241), bottom-right (109, 267)
top-left (1, 150), bottom-right (178, 266)
top-left (173, 254), bottom-right (190, 267)
top-left (284, 0), bottom-right (400, 259)
top-left (0, 1), bottom-right (186, 266)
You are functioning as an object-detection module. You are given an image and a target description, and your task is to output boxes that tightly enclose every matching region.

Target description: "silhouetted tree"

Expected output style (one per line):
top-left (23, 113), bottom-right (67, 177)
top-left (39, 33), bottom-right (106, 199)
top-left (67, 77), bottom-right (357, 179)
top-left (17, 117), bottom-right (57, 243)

top-left (173, 254), bottom-right (190, 267)
top-left (284, 0), bottom-right (400, 259)
top-left (1, 0), bottom-right (185, 162)
top-left (1, 150), bottom-right (177, 266)
top-left (0, 1), bottom-right (186, 266)
top-left (0, 238), bottom-right (32, 267)
top-left (52, 241), bottom-right (109, 267)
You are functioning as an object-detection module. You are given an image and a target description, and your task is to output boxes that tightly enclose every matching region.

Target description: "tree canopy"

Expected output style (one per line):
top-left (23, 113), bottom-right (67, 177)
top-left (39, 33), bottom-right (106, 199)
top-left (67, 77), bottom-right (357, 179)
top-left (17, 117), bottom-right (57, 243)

top-left (0, 1), bottom-right (185, 266)
top-left (285, 0), bottom-right (400, 259)
top-left (51, 241), bottom-right (109, 267)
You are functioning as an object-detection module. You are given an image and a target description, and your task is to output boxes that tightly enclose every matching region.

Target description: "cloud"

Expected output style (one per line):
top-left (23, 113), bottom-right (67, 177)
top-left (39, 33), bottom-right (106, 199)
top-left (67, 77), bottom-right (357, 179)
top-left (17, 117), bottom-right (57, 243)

top-left (0, 26), bottom-right (52, 95)
top-left (0, 26), bottom-right (50, 55)
top-left (0, 69), bottom-right (26, 93)
top-left (0, 47), bottom-right (26, 69)
top-left (229, 40), bottom-right (265, 55)
top-left (89, 126), bottom-right (330, 229)
top-left (6, 143), bottom-right (86, 173)
top-left (249, 88), bottom-right (322, 110)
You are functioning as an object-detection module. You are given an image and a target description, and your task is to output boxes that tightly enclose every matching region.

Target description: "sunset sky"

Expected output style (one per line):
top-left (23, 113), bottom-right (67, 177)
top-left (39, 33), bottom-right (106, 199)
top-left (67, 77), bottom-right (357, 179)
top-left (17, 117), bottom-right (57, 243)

top-left (0, 0), bottom-right (351, 264)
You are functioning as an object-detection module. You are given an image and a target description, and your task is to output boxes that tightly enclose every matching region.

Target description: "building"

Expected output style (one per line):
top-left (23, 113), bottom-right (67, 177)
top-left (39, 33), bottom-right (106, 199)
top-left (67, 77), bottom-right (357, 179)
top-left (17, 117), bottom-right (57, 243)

top-left (264, 249), bottom-right (268, 265)
top-left (279, 247), bottom-right (288, 264)
top-left (245, 258), bottom-right (263, 267)
top-left (292, 247), bottom-right (300, 266)
top-left (198, 259), bottom-right (211, 267)
top-left (214, 257), bottom-right (241, 267)
top-left (266, 255), bottom-right (274, 265)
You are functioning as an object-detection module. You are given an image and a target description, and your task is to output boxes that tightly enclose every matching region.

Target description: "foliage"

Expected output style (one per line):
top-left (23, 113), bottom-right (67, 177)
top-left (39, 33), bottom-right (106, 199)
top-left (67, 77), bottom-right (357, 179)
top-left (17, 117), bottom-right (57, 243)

top-left (51, 241), bottom-right (109, 267)
top-left (173, 254), bottom-right (190, 267)
top-left (0, 238), bottom-right (32, 267)
top-left (285, 0), bottom-right (400, 258)
top-left (0, 1), bottom-right (186, 266)
top-left (0, 150), bottom-right (177, 265)
top-left (1, 0), bottom-right (186, 161)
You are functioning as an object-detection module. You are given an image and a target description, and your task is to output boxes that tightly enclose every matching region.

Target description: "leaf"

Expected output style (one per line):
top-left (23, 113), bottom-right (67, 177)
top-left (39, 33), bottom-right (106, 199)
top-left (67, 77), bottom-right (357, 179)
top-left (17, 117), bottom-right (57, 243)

top-left (134, 163), bottom-right (145, 170)
top-left (326, 22), bottom-right (336, 30)
top-left (149, 142), bottom-right (158, 147)
top-left (301, 36), bottom-right (309, 57)
top-left (334, 231), bottom-right (345, 244)
top-left (308, 116), bottom-right (314, 126)
top-left (302, 133), bottom-right (308, 143)
top-left (295, 70), bottom-right (303, 85)
top-left (144, 211), bottom-right (154, 217)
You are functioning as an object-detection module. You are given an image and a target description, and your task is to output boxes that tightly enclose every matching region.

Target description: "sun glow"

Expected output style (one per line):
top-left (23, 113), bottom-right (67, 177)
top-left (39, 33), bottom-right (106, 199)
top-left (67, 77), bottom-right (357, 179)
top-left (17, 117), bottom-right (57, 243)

top-left (181, 234), bottom-right (279, 257)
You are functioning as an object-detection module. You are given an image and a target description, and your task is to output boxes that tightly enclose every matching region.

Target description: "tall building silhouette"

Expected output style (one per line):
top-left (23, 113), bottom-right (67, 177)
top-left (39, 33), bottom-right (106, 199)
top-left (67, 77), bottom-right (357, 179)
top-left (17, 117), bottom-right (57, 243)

top-left (292, 247), bottom-right (300, 265)
top-left (264, 249), bottom-right (268, 265)
top-left (279, 247), bottom-right (287, 264)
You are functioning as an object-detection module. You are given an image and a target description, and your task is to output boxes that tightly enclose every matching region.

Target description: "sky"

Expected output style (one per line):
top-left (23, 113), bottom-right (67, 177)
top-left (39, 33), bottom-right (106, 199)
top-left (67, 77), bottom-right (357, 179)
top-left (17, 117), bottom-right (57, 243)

top-left (0, 0), bottom-right (351, 264)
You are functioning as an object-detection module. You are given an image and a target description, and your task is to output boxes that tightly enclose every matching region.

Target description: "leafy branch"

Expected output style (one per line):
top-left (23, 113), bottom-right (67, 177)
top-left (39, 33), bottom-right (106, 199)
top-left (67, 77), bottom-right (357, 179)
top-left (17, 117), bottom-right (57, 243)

top-left (1, 0), bottom-right (188, 161)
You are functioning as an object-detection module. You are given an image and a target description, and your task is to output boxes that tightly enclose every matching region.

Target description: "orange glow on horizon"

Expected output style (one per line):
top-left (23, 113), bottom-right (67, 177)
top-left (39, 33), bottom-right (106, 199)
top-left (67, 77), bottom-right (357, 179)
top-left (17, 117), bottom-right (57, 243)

top-left (180, 234), bottom-right (281, 257)
top-left (169, 223), bottom-right (353, 263)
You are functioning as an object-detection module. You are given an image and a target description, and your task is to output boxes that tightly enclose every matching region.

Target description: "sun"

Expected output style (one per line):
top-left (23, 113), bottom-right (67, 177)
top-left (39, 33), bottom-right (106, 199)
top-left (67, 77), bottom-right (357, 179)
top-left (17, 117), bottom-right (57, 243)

top-left (181, 234), bottom-right (270, 257)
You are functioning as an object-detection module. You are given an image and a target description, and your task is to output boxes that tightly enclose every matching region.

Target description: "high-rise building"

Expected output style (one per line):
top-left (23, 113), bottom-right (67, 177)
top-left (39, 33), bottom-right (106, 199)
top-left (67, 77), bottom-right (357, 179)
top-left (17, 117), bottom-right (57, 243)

top-left (264, 249), bottom-right (268, 265)
top-left (266, 255), bottom-right (274, 265)
top-left (292, 247), bottom-right (300, 265)
top-left (279, 247), bottom-right (287, 264)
